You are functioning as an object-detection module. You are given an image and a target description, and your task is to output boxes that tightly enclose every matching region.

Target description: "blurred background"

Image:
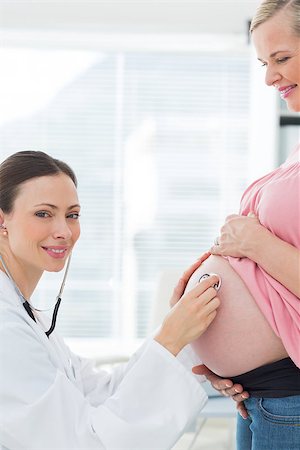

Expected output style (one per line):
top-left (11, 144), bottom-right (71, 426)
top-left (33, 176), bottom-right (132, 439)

top-left (0, 0), bottom-right (299, 360)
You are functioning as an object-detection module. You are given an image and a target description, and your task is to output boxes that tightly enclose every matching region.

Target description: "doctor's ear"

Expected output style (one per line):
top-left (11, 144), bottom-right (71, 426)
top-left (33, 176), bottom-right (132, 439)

top-left (0, 210), bottom-right (8, 236)
top-left (0, 225), bottom-right (8, 237)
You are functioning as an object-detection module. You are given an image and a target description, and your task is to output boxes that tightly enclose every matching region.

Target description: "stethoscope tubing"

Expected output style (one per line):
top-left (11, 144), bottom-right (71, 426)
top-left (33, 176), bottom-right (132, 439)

top-left (0, 253), bottom-right (71, 337)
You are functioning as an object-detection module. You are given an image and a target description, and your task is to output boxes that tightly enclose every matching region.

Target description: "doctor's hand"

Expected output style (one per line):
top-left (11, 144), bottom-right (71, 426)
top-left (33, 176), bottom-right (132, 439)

top-left (155, 274), bottom-right (220, 357)
top-left (210, 213), bottom-right (261, 258)
top-left (192, 364), bottom-right (249, 419)
top-left (169, 251), bottom-right (211, 308)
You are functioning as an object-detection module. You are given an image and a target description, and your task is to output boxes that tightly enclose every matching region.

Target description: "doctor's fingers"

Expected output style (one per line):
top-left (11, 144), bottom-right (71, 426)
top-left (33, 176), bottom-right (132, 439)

top-left (188, 297), bottom-right (220, 332)
top-left (181, 251), bottom-right (211, 283)
top-left (183, 275), bottom-right (220, 302)
top-left (202, 296), bottom-right (220, 315)
top-left (169, 252), bottom-right (211, 307)
top-left (196, 287), bottom-right (220, 308)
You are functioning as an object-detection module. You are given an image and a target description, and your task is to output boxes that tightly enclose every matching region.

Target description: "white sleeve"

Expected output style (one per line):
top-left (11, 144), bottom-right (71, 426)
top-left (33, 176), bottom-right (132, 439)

top-left (71, 339), bottom-right (152, 406)
top-left (0, 322), bottom-right (207, 450)
top-left (90, 339), bottom-right (207, 449)
top-left (76, 339), bottom-right (206, 407)
top-left (176, 344), bottom-right (206, 382)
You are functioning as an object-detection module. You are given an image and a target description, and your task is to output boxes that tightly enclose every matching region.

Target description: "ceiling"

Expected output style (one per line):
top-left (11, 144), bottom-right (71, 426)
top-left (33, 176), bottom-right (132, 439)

top-left (0, 0), bottom-right (261, 35)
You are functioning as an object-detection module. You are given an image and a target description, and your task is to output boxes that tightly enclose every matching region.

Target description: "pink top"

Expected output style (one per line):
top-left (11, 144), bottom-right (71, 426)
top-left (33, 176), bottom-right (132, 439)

top-left (228, 145), bottom-right (300, 368)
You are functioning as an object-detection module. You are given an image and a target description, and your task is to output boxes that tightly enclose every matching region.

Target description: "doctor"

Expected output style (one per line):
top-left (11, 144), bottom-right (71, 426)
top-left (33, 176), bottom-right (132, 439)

top-left (0, 150), bottom-right (221, 450)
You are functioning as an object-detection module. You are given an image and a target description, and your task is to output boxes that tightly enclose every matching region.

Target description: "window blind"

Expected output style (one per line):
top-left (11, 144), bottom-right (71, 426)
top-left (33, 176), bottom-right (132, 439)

top-left (0, 42), bottom-right (250, 343)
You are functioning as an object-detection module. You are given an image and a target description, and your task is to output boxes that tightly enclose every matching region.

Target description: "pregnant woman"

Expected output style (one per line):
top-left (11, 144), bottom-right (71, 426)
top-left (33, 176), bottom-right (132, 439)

top-left (184, 1), bottom-right (300, 449)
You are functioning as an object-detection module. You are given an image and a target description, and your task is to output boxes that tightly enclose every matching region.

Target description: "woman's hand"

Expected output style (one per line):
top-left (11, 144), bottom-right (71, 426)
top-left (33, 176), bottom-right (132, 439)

top-left (155, 274), bottom-right (220, 356)
top-left (192, 364), bottom-right (249, 419)
top-left (169, 251), bottom-right (211, 308)
top-left (212, 212), bottom-right (300, 297)
top-left (210, 213), bottom-right (261, 258)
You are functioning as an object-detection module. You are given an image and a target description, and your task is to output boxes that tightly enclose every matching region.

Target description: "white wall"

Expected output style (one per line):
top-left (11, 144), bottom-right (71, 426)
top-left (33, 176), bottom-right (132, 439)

top-left (0, 0), bottom-right (260, 35)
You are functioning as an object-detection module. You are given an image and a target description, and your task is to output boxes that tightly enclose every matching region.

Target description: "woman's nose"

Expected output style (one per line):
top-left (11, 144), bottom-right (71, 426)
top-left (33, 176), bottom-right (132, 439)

top-left (265, 64), bottom-right (281, 87)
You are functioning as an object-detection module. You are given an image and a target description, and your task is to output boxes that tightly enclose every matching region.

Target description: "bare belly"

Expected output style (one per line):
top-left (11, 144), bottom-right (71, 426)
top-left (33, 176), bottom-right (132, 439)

top-left (186, 255), bottom-right (288, 377)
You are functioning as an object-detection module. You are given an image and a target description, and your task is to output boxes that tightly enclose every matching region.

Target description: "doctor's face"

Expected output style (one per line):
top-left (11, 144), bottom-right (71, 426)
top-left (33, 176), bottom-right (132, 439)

top-left (252, 11), bottom-right (300, 112)
top-left (3, 173), bottom-right (81, 277)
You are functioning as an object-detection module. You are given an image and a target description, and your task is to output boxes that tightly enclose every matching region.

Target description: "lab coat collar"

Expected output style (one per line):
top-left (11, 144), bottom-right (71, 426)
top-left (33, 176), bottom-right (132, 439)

top-left (0, 270), bottom-right (23, 308)
top-left (0, 270), bottom-right (78, 384)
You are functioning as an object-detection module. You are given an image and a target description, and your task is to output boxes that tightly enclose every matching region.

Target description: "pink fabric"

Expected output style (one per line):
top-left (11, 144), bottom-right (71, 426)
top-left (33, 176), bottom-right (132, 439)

top-left (228, 145), bottom-right (300, 368)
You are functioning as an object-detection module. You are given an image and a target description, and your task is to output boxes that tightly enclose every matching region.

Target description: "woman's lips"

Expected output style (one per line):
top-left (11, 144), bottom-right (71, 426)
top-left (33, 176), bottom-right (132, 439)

top-left (279, 84), bottom-right (297, 99)
top-left (42, 246), bottom-right (68, 259)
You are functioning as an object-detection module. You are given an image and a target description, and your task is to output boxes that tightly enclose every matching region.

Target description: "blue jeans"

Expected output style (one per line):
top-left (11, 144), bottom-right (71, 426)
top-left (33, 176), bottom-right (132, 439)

top-left (236, 395), bottom-right (300, 450)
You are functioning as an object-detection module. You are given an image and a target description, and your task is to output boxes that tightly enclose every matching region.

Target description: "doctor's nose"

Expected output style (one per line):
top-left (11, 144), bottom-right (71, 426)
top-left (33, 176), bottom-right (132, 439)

top-left (52, 219), bottom-right (72, 240)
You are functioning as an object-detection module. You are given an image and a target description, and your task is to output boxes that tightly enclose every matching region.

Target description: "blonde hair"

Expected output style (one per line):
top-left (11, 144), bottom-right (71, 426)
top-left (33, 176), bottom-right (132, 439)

top-left (250, 0), bottom-right (300, 35)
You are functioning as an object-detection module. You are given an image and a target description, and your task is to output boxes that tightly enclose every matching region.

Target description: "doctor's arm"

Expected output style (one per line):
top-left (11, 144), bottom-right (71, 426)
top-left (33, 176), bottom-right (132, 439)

top-left (78, 253), bottom-right (219, 404)
top-left (0, 318), bottom-right (208, 450)
top-left (210, 214), bottom-right (300, 298)
top-left (0, 270), bottom-right (220, 450)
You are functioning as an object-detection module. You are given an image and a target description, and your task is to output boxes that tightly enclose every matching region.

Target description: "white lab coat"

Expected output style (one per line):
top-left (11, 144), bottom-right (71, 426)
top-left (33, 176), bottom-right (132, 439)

top-left (0, 271), bottom-right (207, 450)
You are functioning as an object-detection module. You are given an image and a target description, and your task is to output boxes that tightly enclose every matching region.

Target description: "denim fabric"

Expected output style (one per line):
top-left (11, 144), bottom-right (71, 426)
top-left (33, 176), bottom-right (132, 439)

top-left (236, 395), bottom-right (300, 450)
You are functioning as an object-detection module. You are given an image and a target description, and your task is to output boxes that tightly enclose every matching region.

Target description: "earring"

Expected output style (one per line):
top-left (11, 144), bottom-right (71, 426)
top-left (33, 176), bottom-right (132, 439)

top-left (0, 225), bottom-right (7, 236)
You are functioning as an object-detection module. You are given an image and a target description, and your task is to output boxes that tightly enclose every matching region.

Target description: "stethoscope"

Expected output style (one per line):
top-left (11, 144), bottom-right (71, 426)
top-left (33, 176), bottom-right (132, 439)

top-left (0, 254), bottom-right (71, 338)
top-left (198, 273), bottom-right (222, 291)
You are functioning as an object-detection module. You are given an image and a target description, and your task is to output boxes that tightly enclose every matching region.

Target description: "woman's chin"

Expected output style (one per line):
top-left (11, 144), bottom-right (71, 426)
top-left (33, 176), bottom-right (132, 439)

top-left (286, 99), bottom-right (300, 113)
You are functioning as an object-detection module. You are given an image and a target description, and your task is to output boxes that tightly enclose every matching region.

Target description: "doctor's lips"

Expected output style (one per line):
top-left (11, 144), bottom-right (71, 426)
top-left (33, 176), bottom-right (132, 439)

top-left (42, 246), bottom-right (69, 259)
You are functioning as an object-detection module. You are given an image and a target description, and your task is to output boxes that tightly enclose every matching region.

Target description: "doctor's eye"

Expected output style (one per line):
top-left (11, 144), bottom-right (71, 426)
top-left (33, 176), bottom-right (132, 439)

top-left (35, 211), bottom-right (51, 218)
top-left (67, 212), bottom-right (80, 220)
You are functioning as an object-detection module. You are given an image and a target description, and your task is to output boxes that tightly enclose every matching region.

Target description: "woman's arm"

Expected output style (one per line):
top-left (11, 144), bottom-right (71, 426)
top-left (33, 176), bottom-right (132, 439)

top-left (192, 364), bottom-right (249, 419)
top-left (210, 214), bottom-right (300, 298)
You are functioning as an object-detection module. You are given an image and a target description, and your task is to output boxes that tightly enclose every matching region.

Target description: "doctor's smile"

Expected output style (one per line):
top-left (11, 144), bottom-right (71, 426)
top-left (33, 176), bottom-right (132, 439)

top-left (41, 246), bottom-right (70, 259)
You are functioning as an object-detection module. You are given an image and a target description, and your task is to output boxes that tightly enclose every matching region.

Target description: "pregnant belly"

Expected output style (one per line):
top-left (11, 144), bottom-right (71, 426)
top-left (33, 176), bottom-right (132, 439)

top-left (186, 255), bottom-right (288, 377)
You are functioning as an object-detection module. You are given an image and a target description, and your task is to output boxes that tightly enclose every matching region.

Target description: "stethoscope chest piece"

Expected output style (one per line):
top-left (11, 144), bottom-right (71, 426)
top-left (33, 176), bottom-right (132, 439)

top-left (199, 273), bottom-right (222, 291)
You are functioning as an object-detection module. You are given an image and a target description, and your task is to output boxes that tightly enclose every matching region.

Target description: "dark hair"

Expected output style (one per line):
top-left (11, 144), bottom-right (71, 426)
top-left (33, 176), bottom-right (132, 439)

top-left (0, 150), bottom-right (77, 213)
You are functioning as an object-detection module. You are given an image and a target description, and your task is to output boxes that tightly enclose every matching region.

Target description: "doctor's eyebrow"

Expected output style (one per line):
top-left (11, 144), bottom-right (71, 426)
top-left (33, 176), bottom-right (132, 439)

top-left (33, 203), bottom-right (81, 210)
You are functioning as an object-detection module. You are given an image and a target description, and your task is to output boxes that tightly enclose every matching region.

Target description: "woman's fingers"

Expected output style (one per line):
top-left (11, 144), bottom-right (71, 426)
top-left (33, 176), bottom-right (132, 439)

top-left (192, 364), bottom-right (215, 377)
top-left (192, 365), bottom-right (232, 390)
top-left (192, 365), bottom-right (250, 407)
top-left (213, 383), bottom-right (243, 396)
top-left (232, 391), bottom-right (250, 402)
top-left (237, 401), bottom-right (249, 419)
